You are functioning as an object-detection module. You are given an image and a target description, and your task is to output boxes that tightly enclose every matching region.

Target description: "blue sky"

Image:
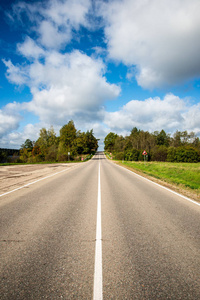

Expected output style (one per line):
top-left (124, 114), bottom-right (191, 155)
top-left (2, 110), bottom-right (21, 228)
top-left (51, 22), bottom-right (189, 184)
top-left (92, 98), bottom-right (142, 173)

top-left (1, 0), bottom-right (200, 150)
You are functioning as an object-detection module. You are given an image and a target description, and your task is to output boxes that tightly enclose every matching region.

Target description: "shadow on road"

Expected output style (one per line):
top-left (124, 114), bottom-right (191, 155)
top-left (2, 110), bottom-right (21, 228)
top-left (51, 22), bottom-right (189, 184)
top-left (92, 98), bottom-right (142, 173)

top-left (92, 152), bottom-right (105, 160)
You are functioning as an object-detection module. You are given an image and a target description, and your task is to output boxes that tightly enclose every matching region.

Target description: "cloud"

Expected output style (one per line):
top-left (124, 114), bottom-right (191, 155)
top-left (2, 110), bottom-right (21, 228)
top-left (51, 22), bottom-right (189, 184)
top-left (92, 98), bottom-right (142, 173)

top-left (100, 0), bottom-right (200, 89)
top-left (2, 59), bottom-right (29, 85)
top-left (42, 0), bottom-right (90, 29)
top-left (4, 49), bottom-right (120, 125)
top-left (3, 0), bottom-right (200, 151)
top-left (17, 37), bottom-right (45, 59)
top-left (1, 0), bottom-right (121, 148)
top-left (27, 51), bottom-right (120, 124)
top-left (183, 103), bottom-right (200, 134)
top-left (0, 102), bottom-right (22, 138)
top-left (12, 0), bottom-right (91, 50)
top-left (0, 123), bottom-right (41, 149)
top-left (104, 94), bottom-right (200, 135)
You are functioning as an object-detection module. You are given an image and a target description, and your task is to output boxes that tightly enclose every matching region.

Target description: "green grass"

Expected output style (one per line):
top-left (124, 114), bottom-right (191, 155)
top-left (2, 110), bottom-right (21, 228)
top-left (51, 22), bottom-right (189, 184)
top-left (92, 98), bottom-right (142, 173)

top-left (120, 161), bottom-right (200, 198)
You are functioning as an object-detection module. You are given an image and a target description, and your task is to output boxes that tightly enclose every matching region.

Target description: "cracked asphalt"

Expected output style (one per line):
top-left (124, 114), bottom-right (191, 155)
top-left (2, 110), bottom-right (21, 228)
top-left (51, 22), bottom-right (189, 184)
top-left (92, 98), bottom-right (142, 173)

top-left (0, 152), bottom-right (200, 299)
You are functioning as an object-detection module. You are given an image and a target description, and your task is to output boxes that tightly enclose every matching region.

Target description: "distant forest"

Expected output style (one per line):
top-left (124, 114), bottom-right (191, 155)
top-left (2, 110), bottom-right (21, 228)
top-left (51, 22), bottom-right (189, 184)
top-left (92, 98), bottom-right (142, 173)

top-left (104, 128), bottom-right (200, 162)
top-left (0, 148), bottom-right (20, 163)
top-left (0, 121), bottom-right (98, 163)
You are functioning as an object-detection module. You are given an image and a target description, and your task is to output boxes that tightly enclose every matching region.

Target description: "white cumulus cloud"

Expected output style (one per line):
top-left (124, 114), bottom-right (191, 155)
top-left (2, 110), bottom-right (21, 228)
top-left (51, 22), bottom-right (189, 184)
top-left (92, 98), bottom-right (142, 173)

top-left (4, 50), bottom-right (120, 125)
top-left (12, 0), bottom-right (91, 50)
top-left (104, 94), bottom-right (200, 135)
top-left (0, 123), bottom-right (42, 149)
top-left (27, 51), bottom-right (120, 124)
top-left (17, 37), bottom-right (45, 59)
top-left (100, 0), bottom-right (200, 89)
top-left (2, 59), bottom-right (29, 85)
top-left (0, 102), bottom-right (22, 138)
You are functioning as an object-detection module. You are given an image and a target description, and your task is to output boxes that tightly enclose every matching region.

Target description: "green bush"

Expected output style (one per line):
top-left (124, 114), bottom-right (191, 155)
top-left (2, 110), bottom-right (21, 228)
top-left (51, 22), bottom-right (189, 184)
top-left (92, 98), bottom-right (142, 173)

top-left (167, 146), bottom-right (200, 162)
top-left (151, 145), bottom-right (168, 161)
top-left (167, 147), bottom-right (177, 162)
top-left (45, 145), bottom-right (58, 162)
top-left (125, 149), bottom-right (140, 161)
top-left (115, 152), bottom-right (124, 160)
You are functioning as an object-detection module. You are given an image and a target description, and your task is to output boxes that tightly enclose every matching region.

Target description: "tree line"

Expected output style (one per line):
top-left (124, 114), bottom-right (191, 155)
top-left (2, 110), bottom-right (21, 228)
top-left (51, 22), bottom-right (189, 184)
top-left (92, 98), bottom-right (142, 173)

top-left (0, 148), bottom-right (20, 163)
top-left (18, 121), bottom-right (98, 163)
top-left (104, 128), bottom-right (200, 162)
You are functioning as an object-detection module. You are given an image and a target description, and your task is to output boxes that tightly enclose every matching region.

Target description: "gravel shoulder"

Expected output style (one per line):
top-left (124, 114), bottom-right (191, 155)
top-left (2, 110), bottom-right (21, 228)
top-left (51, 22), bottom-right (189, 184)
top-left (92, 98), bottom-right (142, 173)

top-left (0, 163), bottom-right (79, 195)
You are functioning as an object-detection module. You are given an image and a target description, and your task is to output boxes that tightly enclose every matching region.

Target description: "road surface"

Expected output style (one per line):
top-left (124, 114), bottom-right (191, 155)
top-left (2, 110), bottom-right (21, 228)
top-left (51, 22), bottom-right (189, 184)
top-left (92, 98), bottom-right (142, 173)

top-left (0, 152), bottom-right (200, 299)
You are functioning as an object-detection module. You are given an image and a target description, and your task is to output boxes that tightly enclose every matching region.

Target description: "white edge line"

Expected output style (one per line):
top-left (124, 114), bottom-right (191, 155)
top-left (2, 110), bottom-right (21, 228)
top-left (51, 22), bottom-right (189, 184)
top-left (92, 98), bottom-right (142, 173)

top-left (0, 166), bottom-right (76, 198)
top-left (93, 161), bottom-right (103, 300)
top-left (112, 160), bottom-right (200, 207)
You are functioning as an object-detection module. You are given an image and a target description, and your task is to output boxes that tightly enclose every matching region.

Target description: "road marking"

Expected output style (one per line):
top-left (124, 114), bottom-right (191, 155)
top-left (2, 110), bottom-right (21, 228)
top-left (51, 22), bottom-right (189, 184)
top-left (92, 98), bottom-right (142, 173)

top-left (93, 161), bottom-right (103, 300)
top-left (114, 162), bottom-right (200, 207)
top-left (0, 167), bottom-right (75, 198)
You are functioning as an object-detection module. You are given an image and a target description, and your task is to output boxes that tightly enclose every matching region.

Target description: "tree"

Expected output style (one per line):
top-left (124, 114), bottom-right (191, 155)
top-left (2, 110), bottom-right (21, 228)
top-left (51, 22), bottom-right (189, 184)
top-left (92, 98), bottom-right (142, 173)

top-left (129, 127), bottom-right (141, 149)
top-left (57, 121), bottom-right (77, 160)
top-left (151, 145), bottom-right (168, 161)
top-left (59, 121), bottom-right (77, 152)
top-left (75, 130), bottom-right (98, 155)
top-left (104, 127), bottom-right (200, 163)
top-left (125, 149), bottom-right (140, 161)
top-left (76, 131), bottom-right (85, 154)
top-left (35, 128), bottom-right (49, 159)
top-left (155, 130), bottom-right (170, 146)
top-left (20, 139), bottom-right (34, 162)
top-left (114, 135), bottom-right (125, 153)
top-left (193, 137), bottom-right (200, 150)
top-left (19, 120), bottom-right (98, 162)
top-left (20, 148), bottom-right (32, 163)
top-left (167, 146), bottom-right (200, 162)
top-left (0, 150), bottom-right (7, 163)
top-left (21, 139), bottom-right (34, 150)
top-left (138, 130), bottom-right (154, 153)
top-left (104, 132), bottom-right (118, 152)
top-left (171, 131), bottom-right (182, 147)
top-left (84, 130), bottom-right (98, 154)
top-left (45, 145), bottom-right (58, 162)
top-left (32, 145), bottom-right (41, 159)
top-left (47, 126), bottom-right (58, 147)
top-left (35, 126), bottom-right (58, 160)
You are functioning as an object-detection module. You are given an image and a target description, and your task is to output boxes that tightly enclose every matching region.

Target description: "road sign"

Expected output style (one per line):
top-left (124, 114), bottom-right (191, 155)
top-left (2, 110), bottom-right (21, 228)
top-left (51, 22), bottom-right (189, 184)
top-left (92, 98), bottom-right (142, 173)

top-left (142, 150), bottom-right (147, 155)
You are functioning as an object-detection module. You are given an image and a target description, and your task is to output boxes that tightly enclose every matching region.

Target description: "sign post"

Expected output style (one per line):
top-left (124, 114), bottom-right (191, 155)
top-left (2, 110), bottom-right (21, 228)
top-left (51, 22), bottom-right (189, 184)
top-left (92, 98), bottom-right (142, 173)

top-left (68, 152), bottom-right (70, 161)
top-left (142, 150), bottom-right (148, 162)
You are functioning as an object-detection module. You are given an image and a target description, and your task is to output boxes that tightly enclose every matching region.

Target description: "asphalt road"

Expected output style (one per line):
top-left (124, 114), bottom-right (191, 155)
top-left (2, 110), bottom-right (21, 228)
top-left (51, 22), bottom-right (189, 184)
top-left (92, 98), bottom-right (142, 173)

top-left (0, 152), bottom-right (200, 299)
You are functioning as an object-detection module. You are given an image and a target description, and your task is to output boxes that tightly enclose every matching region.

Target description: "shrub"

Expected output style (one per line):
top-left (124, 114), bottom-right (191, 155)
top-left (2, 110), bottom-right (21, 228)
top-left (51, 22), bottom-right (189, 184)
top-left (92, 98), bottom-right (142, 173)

top-left (167, 146), bottom-right (200, 162)
top-left (151, 145), bottom-right (168, 161)
top-left (182, 146), bottom-right (199, 162)
top-left (125, 149), bottom-right (139, 161)
top-left (115, 152), bottom-right (124, 160)
top-left (45, 145), bottom-right (58, 162)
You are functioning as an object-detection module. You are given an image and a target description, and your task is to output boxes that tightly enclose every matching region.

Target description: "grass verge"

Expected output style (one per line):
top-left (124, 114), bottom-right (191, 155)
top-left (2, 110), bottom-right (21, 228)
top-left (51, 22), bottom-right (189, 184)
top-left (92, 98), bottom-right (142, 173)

top-left (117, 161), bottom-right (200, 202)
